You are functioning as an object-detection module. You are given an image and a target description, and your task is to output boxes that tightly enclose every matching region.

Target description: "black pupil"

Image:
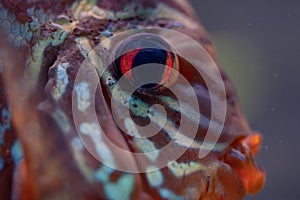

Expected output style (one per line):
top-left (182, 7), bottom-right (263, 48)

top-left (131, 48), bottom-right (167, 89)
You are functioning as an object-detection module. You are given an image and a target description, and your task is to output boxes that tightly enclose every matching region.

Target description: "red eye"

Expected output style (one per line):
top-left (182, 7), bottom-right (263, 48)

top-left (119, 48), bottom-right (141, 80)
top-left (114, 34), bottom-right (179, 93)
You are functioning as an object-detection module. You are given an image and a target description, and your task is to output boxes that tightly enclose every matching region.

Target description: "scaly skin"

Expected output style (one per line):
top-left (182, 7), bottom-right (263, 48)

top-left (0, 1), bottom-right (265, 199)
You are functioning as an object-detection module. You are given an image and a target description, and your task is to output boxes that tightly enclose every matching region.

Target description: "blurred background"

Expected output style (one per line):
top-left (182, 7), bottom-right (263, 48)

top-left (189, 1), bottom-right (300, 199)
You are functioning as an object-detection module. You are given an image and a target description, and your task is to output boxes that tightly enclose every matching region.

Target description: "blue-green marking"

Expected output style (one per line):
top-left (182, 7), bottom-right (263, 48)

top-left (11, 141), bottom-right (23, 166)
top-left (0, 156), bottom-right (4, 171)
top-left (0, 108), bottom-right (11, 145)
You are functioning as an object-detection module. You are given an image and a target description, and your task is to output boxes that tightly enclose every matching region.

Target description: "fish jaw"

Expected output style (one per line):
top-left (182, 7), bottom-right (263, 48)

top-left (224, 133), bottom-right (265, 195)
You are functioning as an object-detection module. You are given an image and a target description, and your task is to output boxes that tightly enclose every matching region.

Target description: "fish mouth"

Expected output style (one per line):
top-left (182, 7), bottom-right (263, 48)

top-left (224, 133), bottom-right (265, 194)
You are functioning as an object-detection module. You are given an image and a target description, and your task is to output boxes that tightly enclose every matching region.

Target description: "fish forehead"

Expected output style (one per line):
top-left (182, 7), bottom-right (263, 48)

top-left (0, 0), bottom-right (209, 81)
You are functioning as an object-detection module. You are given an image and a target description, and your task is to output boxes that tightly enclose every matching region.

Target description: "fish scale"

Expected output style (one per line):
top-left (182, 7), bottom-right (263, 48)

top-left (0, 1), bottom-right (265, 199)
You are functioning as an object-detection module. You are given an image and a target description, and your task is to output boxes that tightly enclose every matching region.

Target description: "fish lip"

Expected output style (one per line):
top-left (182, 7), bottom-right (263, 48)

top-left (223, 133), bottom-right (266, 194)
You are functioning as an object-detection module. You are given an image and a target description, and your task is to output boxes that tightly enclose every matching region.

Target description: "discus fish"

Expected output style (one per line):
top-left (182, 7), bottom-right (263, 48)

top-left (0, 0), bottom-right (265, 199)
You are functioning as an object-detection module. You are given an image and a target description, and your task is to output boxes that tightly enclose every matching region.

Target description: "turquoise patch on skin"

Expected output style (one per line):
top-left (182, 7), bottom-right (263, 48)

top-left (11, 20), bottom-right (20, 35)
top-left (7, 10), bottom-right (16, 21)
top-left (94, 167), bottom-right (135, 200)
top-left (1, 19), bottom-right (11, 34)
top-left (51, 109), bottom-right (71, 134)
top-left (79, 122), bottom-right (116, 166)
top-left (11, 141), bottom-right (23, 166)
top-left (102, 30), bottom-right (113, 37)
top-left (70, 136), bottom-right (94, 182)
top-left (14, 36), bottom-right (22, 47)
top-left (159, 188), bottom-right (184, 200)
top-left (34, 9), bottom-right (47, 24)
top-left (94, 166), bottom-right (115, 182)
top-left (133, 138), bottom-right (159, 161)
top-left (0, 156), bottom-right (4, 171)
top-left (105, 174), bottom-right (135, 200)
top-left (0, 4), bottom-right (5, 18)
top-left (0, 4), bottom-right (37, 47)
top-left (167, 161), bottom-right (205, 178)
top-left (71, 137), bottom-right (84, 151)
top-left (146, 166), bottom-right (163, 187)
top-left (75, 82), bottom-right (91, 111)
top-left (28, 20), bottom-right (39, 32)
top-left (20, 23), bottom-right (33, 44)
top-left (0, 129), bottom-right (4, 145)
top-left (0, 108), bottom-right (11, 145)
top-left (52, 62), bottom-right (69, 100)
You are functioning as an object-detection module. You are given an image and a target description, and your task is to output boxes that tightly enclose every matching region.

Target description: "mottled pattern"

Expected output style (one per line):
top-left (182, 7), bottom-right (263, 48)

top-left (0, 0), bottom-right (264, 200)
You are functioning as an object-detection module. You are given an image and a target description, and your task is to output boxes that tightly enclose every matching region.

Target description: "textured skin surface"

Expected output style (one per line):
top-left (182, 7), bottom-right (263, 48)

top-left (0, 0), bottom-right (264, 199)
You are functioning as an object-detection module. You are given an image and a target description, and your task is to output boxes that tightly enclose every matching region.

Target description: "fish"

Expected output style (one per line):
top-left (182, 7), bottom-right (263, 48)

top-left (0, 0), bottom-right (265, 199)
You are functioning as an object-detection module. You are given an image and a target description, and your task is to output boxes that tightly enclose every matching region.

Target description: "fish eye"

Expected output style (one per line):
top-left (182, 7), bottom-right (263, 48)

top-left (112, 33), bottom-right (179, 93)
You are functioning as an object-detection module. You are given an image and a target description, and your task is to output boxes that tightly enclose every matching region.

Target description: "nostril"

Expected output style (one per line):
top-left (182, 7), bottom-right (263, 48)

top-left (242, 133), bottom-right (263, 156)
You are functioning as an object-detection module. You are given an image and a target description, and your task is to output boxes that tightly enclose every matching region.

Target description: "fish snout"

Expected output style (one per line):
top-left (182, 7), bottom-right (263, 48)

top-left (224, 133), bottom-right (266, 194)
